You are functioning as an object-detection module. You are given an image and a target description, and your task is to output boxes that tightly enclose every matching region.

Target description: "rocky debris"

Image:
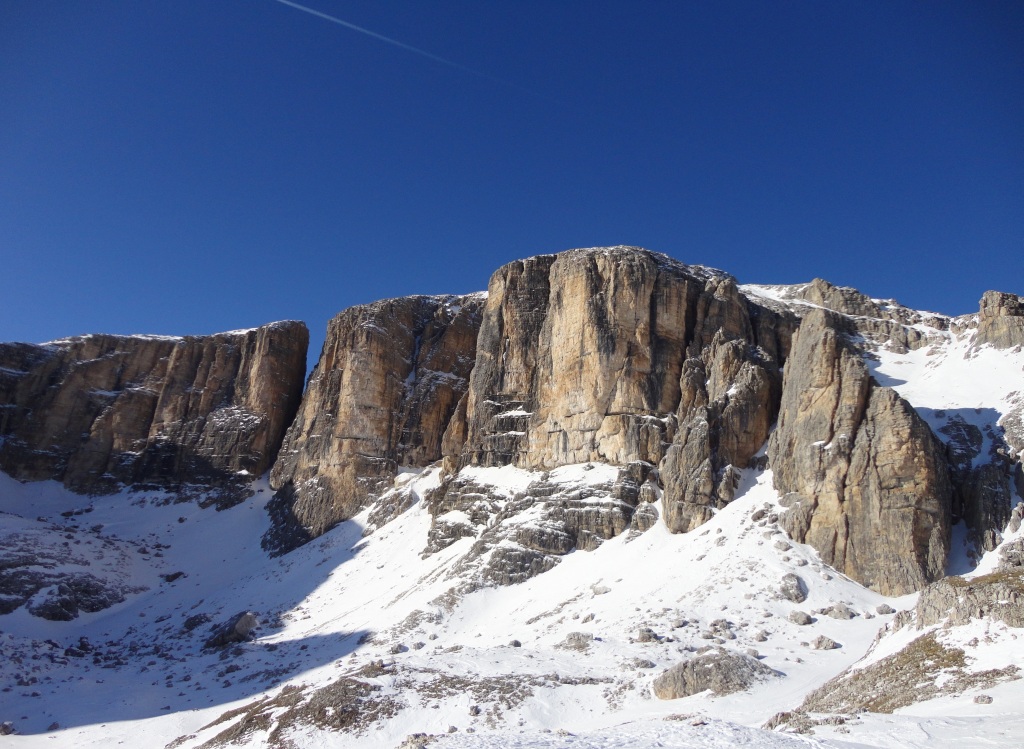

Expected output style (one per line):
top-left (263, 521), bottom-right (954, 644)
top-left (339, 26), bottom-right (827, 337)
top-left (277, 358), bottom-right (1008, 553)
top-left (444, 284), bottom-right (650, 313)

top-left (424, 462), bottom-right (660, 587)
top-left (778, 573), bottom-right (808, 603)
top-left (789, 611), bottom-right (813, 626)
top-left (975, 694), bottom-right (994, 704)
top-left (0, 721), bottom-right (14, 736)
top-left (795, 631), bottom-right (1019, 716)
top-left (769, 308), bottom-right (953, 596)
top-left (0, 322), bottom-right (308, 498)
top-left (652, 651), bottom-right (780, 699)
top-left (975, 291), bottom-right (1024, 349)
top-left (0, 523), bottom-right (144, 619)
top-left (266, 295), bottom-right (483, 554)
top-left (203, 611), bottom-right (259, 649)
top-left (876, 604), bottom-right (896, 615)
top-left (23, 577), bottom-right (129, 621)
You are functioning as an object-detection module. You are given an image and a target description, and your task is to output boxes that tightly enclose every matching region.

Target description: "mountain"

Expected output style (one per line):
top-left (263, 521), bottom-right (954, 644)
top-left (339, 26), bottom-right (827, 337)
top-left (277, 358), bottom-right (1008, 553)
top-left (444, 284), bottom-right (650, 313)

top-left (1, 246), bottom-right (1022, 748)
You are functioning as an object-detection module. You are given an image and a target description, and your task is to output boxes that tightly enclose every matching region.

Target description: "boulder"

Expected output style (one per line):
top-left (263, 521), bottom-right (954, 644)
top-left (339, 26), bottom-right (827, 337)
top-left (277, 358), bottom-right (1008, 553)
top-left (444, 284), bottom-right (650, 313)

top-left (204, 611), bottom-right (259, 649)
top-left (652, 651), bottom-right (780, 699)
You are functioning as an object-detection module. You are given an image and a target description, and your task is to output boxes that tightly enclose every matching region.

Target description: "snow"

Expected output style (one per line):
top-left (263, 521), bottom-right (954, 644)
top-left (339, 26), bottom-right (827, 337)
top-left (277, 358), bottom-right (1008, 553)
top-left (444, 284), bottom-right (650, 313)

top-left (4, 295), bottom-right (1024, 748)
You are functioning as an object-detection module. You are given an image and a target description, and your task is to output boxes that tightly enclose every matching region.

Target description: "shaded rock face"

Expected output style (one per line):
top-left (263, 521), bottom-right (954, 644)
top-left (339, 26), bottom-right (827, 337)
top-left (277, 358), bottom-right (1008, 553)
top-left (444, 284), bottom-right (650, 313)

top-left (975, 291), bottom-right (1024, 349)
top-left (769, 309), bottom-right (952, 596)
top-left (451, 247), bottom-right (794, 536)
top-left (0, 322), bottom-right (308, 497)
top-left (266, 295), bottom-right (483, 552)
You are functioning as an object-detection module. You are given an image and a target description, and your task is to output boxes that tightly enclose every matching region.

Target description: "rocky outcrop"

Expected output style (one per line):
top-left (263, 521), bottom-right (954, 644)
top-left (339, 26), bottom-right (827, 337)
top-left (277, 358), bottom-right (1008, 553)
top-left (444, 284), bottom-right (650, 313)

top-left (424, 462), bottom-right (659, 586)
top-left (266, 295), bottom-right (483, 552)
top-left (450, 247), bottom-right (794, 537)
top-left (652, 651), bottom-right (780, 699)
top-left (769, 308), bottom-right (952, 596)
top-left (792, 278), bottom-right (949, 352)
top-left (0, 322), bottom-right (308, 497)
top-left (975, 291), bottom-right (1024, 349)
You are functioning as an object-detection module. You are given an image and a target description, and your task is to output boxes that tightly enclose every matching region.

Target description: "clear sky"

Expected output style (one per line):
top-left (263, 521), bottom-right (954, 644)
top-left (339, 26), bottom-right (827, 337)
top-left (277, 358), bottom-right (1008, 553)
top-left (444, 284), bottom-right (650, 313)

top-left (2, 1), bottom-right (1021, 368)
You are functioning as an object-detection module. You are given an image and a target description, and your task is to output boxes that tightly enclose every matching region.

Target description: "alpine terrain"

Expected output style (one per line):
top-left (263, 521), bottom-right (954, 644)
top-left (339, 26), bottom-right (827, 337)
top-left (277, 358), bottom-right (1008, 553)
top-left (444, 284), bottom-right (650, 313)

top-left (2, 246), bottom-right (1023, 749)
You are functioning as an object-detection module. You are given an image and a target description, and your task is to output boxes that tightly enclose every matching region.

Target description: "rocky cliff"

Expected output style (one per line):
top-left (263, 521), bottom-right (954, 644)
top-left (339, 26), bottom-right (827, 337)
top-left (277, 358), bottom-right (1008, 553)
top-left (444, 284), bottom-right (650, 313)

top-left (0, 322), bottom-right (308, 500)
top-left (265, 294), bottom-right (484, 552)
top-left (1, 246), bottom-right (1020, 601)
top-left (768, 309), bottom-right (952, 595)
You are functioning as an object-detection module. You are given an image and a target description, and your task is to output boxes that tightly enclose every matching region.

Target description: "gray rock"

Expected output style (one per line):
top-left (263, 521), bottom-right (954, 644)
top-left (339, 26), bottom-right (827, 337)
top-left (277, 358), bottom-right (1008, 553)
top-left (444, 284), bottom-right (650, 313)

top-left (779, 573), bottom-right (808, 603)
top-left (876, 603), bottom-right (896, 615)
top-left (811, 635), bottom-right (840, 650)
top-left (652, 651), bottom-right (781, 699)
top-left (204, 611), bottom-right (259, 649)
top-left (789, 611), bottom-right (813, 626)
top-left (975, 694), bottom-right (994, 704)
top-left (561, 631), bottom-right (594, 651)
top-left (825, 603), bottom-right (855, 620)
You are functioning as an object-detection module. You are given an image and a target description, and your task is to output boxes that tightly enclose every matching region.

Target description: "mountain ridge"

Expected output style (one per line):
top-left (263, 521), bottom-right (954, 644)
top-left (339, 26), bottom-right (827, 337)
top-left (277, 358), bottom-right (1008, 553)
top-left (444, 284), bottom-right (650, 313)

top-left (1, 245), bottom-right (1023, 748)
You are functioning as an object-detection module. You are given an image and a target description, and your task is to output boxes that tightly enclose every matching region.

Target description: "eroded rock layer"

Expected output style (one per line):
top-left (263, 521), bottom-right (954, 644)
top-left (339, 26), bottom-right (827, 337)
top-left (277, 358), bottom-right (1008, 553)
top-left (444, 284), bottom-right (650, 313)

top-left (266, 295), bottom-right (484, 552)
top-left (0, 322), bottom-right (308, 497)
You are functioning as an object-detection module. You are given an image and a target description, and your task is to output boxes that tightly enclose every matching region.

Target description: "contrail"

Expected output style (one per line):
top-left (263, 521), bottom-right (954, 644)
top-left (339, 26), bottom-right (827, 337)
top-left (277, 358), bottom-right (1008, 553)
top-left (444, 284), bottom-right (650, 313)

top-left (270, 0), bottom-right (547, 99)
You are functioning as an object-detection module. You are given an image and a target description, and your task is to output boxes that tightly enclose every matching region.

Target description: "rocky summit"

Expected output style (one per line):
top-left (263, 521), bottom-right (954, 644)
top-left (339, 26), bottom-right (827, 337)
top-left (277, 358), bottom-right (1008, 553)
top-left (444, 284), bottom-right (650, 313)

top-left (1, 245), bottom-right (1023, 749)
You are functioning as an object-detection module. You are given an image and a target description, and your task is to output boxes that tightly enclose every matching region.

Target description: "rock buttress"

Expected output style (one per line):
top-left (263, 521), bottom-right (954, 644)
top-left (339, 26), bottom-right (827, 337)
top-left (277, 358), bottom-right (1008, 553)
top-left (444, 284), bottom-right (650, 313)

top-left (769, 308), bottom-right (952, 595)
top-left (266, 295), bottom-right (483, 552)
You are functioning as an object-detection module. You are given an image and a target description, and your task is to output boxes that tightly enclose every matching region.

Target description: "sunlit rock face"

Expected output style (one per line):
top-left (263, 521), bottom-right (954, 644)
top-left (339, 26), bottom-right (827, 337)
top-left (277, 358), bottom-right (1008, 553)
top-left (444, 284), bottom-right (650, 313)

top-left (769, 308), bottom-right (953, 596)
top-left (450, 246), bottom-right (793, 535)
top-left (0, 321), bottom-right (308, 498)
top-left (265, 294), bottom-right (484, 552)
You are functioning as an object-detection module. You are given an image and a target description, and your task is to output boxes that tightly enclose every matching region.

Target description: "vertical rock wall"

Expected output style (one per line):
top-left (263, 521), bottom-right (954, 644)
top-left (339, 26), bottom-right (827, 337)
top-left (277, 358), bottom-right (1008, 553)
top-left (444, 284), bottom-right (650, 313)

top-left (0, 322), bottom-right (309, 496)
top-left (266, 294), bottom-right (484, 551)
top-left (768, 309), bottom-right (952, 595)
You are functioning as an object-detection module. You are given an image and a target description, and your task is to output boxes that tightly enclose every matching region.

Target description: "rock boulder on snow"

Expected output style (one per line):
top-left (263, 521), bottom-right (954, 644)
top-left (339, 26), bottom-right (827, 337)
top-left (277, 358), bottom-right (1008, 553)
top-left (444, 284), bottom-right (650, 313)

top-left (652, 651), bottom-right (780, 699)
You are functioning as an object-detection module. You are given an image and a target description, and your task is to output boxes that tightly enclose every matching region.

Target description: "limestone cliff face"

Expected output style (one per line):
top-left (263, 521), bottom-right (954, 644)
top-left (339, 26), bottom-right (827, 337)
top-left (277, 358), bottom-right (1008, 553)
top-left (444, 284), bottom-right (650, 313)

top-left (0, 322), bottom-right (308, 496)
top-left (266, 294), bottom-right (483, 551)
top-left (441, 246), bottom-right (794, 546)
top-left (769, 309), bottom-right (952, 596)
top-left (452, 248), bottom-right (792, 474)
top-left (975, 290), bottom-right (1024, 349)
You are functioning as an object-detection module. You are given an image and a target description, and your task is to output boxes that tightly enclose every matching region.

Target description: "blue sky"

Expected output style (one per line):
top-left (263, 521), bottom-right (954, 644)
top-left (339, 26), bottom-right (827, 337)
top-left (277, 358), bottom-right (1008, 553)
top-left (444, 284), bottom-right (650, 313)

top-left (2, 1), bottom-right (1021, 367)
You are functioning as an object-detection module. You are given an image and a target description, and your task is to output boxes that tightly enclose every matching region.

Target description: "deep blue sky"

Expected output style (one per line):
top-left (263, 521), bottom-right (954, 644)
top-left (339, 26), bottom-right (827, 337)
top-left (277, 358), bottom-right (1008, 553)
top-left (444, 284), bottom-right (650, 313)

top-left (2, 1), bottom-right (1021, 367)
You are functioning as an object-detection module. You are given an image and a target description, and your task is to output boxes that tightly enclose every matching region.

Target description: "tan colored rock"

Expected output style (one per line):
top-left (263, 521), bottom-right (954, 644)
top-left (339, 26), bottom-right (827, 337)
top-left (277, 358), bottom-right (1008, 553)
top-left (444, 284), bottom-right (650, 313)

top-left (975, 290), bottom-right (1024, 349)
top-left (0, 322), bottom-right (308, 497)
top-left (769, 308), bottom-right (952, 595)
top-left (267, 295), bottom-right (483, 551)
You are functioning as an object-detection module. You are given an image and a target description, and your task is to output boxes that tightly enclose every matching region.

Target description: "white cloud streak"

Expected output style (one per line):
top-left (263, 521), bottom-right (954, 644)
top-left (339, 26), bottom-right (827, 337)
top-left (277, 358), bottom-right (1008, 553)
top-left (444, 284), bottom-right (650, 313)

top-left (270, 0), bottom-right (547, 99)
